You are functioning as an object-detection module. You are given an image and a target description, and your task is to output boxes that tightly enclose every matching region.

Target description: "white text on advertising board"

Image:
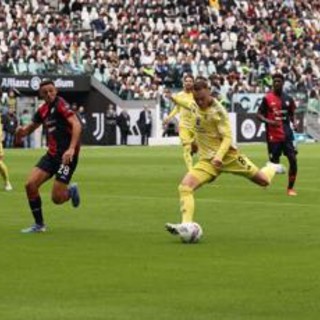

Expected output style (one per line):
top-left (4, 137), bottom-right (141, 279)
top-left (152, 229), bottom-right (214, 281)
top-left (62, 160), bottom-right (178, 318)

top-left (1, 77), bottom-right (75, 90)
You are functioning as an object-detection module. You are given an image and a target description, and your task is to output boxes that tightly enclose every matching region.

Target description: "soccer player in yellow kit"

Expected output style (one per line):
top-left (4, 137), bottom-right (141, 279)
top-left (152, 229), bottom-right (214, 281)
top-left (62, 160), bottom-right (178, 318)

top-left (165, 78), bottom-right (277, 235)
top-left (163, 74), bottom-right (196, 170)
top-left (0, 116), bottom-right (12, 191)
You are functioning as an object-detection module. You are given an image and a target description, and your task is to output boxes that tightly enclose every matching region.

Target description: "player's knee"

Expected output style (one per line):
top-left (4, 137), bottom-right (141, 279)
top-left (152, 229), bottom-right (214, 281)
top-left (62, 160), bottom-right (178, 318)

top-left (51, 189), bottom-right (67, 204)
top-left (25, 180), bottom-right (38, 197)
top-left (51, 194), bottom-right (64, 205)
top-left (178, 184), bottom-right (193, 195)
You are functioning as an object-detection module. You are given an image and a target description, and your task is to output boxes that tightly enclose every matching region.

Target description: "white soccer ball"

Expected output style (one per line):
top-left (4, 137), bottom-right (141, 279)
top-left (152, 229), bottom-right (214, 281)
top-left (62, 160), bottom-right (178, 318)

top-left (179, 222), bottom-right (203, 243)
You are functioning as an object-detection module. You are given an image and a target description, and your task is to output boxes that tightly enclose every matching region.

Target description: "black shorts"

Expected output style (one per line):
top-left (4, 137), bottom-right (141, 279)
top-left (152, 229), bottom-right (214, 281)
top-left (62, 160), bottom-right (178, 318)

top-left (267, 140), bottom-right (297, 162)
top-left (36, 153), bottom-right (78, 184)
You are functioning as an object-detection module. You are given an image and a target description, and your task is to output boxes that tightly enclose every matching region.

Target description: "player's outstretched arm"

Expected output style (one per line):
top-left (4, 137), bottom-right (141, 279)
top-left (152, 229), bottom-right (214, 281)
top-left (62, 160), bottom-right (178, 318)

top-left (163, 105), bottom-right (179, 125)
top-left (164, 89), bottom-right (193, 111)
top-left (62, 114), bottom-right (82, 165)
top-left (171, 95), bottom-right (193, 110)
top-left (16, 122), bottom-right (40, 138)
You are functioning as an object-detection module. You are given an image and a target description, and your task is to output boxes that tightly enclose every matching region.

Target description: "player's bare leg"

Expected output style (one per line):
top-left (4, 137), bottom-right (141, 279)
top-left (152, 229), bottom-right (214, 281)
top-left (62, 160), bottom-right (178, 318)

top-left (22, 167), bottom-right (50, 233)
top-left (0, 159), bottom-right (12, 191)
top-left (51, 180), bottom-right (80, 207)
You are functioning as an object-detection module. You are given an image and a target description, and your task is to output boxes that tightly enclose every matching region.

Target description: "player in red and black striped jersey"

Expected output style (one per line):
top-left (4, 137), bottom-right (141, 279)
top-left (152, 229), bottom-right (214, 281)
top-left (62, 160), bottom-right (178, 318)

top-left (257, 73), bottom-right (298, 196)
top-left (16, 79), bottom-right (83, 233)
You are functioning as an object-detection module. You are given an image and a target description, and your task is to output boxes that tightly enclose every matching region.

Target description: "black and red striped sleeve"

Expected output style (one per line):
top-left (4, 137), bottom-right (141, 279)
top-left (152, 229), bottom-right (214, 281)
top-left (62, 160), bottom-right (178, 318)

top-left (32, 104), bottom-right (47, 124)
top-left (57, 98), bottom-right (74, 119)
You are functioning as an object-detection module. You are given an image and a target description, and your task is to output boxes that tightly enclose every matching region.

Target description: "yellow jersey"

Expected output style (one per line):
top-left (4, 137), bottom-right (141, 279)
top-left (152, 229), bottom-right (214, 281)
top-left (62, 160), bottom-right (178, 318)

top-left (173, 96), bottom-right (235, 161)
top-left (168, 91), bottom-right (194, 130)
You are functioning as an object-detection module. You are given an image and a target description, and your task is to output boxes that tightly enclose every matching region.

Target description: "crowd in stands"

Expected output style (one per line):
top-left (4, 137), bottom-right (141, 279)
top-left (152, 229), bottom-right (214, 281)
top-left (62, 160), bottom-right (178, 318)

top-left (0, 0), bottom-right (319, 105)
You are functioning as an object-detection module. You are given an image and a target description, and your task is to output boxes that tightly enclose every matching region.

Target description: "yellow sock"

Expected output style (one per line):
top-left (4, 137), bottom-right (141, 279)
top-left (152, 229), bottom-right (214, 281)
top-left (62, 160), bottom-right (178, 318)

top-left (179, 184), bottom-right (194, 223)
top-left (0, 160), bottom-right (10, 184)
top-left (260, 165), bottom-right (276, 184)
top-left (183, 144), bottom-right (193, 170)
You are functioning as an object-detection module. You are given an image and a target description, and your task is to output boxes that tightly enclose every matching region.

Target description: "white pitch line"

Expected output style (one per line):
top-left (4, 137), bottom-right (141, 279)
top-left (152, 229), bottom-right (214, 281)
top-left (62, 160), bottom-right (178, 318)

top-left (82, 180), bottom-right (320, 192)
top-left (9, 191), bottom-right (319, 208)
top-left (89, 194), bottom-right (319, 208)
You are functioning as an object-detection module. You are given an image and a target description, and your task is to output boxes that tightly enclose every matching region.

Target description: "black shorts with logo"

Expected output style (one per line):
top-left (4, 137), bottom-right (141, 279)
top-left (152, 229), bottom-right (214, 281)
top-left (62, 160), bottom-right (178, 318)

top-left (36, 153), bottom-right (78, 184)
top-left (267, 140), bottom-right (297, 163)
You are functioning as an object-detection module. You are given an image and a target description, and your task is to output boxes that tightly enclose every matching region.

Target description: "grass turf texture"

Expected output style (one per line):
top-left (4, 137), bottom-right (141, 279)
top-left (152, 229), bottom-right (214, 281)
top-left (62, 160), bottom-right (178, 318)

top-left (0, 144), bottom-right (319, 320)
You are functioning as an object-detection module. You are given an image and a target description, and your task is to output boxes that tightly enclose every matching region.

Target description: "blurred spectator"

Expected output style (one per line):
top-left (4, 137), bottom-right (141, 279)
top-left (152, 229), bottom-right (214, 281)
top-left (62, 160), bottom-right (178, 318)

top-left (0, 88), bottom-right (8, 115)
top-left (3, 110), bottom-right (18, 148)
top-left (106, 104), bottom-right (117, 119)
top-left (0, 0), bottom-right (318, 103)
top-left (162, 116), bottom-right (178, 137)
top-left (308, 89), bottom-right (320, 113)
top-left (137, 105), bottom-right (152, 145)
top-left (20, 109), bottom-right (33, 148)
top-left (116, 108), bottom-right (131, 145)
top-left (78, 105), bottom-right (87, 127)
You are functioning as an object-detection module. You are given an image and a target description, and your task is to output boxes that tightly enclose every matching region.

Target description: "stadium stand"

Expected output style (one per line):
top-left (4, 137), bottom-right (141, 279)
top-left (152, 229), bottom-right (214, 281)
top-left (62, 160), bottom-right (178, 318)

top-left (0, 0), bottom-right (319, 105)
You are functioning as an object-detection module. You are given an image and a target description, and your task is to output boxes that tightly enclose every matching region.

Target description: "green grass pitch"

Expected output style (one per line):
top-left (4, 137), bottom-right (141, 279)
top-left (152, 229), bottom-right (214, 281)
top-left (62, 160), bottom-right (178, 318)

top-left (1, 144), bottom-right (320, 320)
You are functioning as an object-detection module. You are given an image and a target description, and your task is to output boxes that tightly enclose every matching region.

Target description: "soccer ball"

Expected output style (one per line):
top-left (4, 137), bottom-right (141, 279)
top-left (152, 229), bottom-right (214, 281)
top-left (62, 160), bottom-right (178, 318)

top-left (179, 222), bottom-right (203, 243)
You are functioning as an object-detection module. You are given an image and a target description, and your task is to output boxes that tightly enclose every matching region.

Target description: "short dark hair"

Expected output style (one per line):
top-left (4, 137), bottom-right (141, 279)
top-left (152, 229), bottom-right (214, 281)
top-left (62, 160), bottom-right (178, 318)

top-left (39, 79), bottom-right (55, 88)
top-left (195, 76), bottom-right (208, 82)
top-left (183, 73), bottom-right (194, 81)
top-left (194, 78), bottom-right (209, 91)
top-left (272, 73), bottom-right (284, 81)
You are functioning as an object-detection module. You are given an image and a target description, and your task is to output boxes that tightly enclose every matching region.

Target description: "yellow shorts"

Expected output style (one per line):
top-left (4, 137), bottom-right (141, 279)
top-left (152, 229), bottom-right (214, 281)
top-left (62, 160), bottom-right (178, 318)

top-left (179, 127), bottom-right (195, 145)
top-left (189, 150), bottom-right (259, 184)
